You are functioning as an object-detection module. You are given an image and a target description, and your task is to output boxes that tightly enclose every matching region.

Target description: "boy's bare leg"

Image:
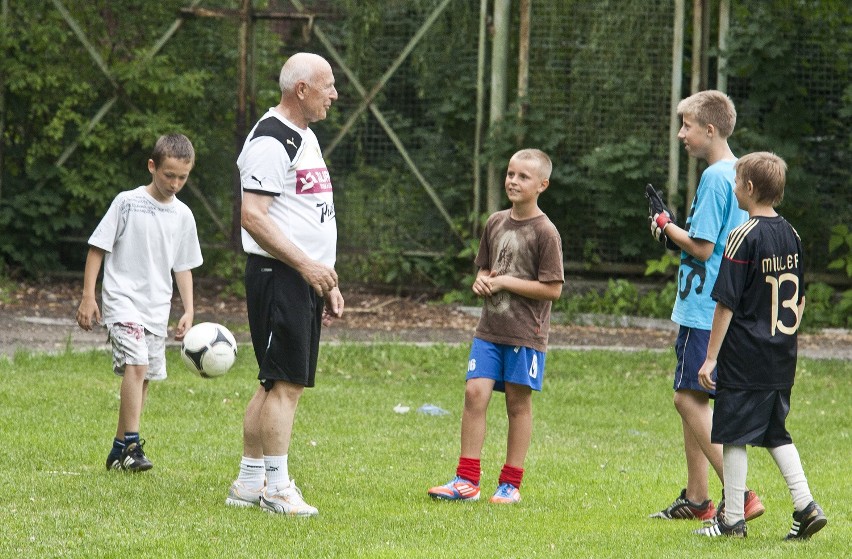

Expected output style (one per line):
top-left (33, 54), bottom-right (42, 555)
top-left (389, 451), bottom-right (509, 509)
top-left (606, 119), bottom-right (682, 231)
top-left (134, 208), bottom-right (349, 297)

top-left (675, 389), bottom-right (724, 500)
top-left (460, 378), bottom-right (495, 458)
top-left (118, 364), bottom-right (148, 434)
top-left (504, 383), bottom-right (533, 467)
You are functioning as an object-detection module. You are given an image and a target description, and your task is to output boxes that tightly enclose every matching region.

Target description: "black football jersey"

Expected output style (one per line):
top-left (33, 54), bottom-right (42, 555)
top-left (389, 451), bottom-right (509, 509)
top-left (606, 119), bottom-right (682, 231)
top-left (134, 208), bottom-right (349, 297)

top-left (712, 216), bottom-right (804, 390)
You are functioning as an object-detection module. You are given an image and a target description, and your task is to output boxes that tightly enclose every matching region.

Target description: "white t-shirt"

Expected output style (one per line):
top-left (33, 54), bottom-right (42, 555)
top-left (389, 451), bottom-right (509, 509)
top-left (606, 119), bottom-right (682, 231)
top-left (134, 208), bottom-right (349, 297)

top-left (88, 186), bottom-right (203, 336)
top-left (237, 108), bottom-right (337, 267)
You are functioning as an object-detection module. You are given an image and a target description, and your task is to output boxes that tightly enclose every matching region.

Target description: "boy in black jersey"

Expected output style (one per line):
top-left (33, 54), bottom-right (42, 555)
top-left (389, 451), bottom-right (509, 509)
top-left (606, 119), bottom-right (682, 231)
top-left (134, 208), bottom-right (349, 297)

top-left (693, 152), bottom-right (827, 540)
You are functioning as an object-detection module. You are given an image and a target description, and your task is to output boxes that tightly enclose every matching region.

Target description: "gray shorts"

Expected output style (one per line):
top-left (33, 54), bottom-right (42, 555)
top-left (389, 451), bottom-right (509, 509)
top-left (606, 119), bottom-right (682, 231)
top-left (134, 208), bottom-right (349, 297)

top-left (107, 322), bottom-right (167, 381)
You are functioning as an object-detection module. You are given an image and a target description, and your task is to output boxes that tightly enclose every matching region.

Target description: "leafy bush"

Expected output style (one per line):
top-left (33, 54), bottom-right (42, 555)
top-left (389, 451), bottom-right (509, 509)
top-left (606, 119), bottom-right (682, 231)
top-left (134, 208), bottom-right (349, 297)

top-left (801, 282), bottom-right (852, 330)
top-left (553, 279), bottom-right (675, 321)
top-left (828, 224), bottom-right (852, 278)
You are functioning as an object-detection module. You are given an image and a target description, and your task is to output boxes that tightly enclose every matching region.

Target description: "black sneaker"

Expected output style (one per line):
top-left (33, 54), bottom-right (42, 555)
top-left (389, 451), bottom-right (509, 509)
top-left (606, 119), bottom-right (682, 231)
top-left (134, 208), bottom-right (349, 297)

top-left (649, 488), bottom-right (716, 520)
top-left (120, 440), bottom-right (154, 472)
top-left (106, 452), bottom-right (122, 471)
top-left (785, 501), bottom-right (827, 540)
top-left (693, 517), bottom-right (747, 538)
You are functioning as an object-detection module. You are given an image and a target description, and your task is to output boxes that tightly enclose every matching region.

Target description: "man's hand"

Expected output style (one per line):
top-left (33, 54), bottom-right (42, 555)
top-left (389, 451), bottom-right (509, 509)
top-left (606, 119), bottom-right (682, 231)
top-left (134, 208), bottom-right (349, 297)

top-left (322, 286), bottom-right (344, 326)
top-left (301, 261), bottom-right (339, 296)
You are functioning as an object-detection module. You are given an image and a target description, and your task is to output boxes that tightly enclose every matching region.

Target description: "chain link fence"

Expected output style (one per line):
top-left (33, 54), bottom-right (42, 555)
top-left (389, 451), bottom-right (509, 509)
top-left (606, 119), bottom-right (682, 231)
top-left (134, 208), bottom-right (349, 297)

top-left (7, 1), bottom-right (846, 287)
top-left (281, 0), bottom-right (848, 289)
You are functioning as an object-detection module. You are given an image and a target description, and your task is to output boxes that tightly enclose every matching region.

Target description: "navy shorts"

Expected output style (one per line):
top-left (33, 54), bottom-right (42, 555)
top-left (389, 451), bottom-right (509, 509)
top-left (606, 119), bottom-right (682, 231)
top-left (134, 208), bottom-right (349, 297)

top-left (673, 326), bottom-right (714, 396)
top-left (466, 337), bottom-right (546, 392)
top-left (712, 388), bottom-right (793, 447)
top-left (245, 254), bottom-right (323, 388)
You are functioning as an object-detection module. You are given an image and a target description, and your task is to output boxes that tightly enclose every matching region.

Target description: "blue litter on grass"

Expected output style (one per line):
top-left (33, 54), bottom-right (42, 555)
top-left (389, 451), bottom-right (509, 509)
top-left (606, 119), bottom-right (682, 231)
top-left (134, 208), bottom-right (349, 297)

top-left (417, 404), bottom-right (449, 416)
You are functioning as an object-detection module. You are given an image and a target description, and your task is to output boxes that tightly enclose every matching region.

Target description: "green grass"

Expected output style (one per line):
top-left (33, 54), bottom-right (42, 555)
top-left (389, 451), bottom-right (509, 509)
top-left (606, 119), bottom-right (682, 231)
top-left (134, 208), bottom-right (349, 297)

top-left (0, 345), bottom-right (849, 558)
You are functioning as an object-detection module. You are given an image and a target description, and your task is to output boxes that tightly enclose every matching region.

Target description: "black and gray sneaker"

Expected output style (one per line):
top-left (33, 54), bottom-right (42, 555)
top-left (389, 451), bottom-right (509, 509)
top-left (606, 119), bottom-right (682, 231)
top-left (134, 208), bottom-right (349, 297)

top-left (649, 489), bottom-right (716, 520)
top-left (785, 501), bottom-right (827, 540)
top-left (693, 517), bottom-right (747, 538)
top-left (106, 452), bottom-right (122, 471)
top-left (120, 440), bottom-right (154, 472)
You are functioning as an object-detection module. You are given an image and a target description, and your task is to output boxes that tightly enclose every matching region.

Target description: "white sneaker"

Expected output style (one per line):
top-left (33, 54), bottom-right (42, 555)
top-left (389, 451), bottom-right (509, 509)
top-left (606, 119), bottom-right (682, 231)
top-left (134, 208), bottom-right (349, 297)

top-left (259, 480), bottom-right (319, 517)
top-left (225, 480), bottom-right (263, 508)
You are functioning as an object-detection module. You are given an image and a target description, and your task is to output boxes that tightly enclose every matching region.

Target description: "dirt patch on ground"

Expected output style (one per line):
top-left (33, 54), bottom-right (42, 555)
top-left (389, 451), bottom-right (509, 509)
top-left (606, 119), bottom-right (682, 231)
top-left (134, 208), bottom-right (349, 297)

top-left (1, 280), bottom-right (849, 360)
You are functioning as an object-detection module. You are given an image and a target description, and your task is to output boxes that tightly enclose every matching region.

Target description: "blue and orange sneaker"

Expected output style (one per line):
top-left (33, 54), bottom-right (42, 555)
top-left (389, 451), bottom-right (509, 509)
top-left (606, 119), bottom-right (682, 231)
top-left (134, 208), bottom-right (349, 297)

top-left (428, 476), bottom-right (480, 501)
top-left (490, 482), bottom-right (521, 504)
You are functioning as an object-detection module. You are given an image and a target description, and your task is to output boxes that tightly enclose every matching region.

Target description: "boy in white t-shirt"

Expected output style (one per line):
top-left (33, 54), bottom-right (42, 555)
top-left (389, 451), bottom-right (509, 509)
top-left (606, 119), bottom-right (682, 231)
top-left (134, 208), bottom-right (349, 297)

top-left (76, 133), bottom-right (203, 472)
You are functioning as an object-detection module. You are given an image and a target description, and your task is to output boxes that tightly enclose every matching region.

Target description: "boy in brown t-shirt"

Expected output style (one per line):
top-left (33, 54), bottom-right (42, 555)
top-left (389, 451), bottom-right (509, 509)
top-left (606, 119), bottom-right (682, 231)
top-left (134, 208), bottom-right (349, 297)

top-left (428, 149), bottom-right (564, 504)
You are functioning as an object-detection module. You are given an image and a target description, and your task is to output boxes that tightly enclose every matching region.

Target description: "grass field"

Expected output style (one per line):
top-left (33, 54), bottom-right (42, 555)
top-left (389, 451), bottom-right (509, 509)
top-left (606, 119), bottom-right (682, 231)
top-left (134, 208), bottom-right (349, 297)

top-left (1, 344), bottom-right (849, 558)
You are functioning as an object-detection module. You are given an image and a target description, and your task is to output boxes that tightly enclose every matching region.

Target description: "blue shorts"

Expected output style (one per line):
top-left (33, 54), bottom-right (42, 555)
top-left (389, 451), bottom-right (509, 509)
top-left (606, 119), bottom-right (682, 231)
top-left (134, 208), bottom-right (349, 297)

top-left (466, 337), bottom-right (545, 392)
top-left (673, 326), bottom-right (714, 396)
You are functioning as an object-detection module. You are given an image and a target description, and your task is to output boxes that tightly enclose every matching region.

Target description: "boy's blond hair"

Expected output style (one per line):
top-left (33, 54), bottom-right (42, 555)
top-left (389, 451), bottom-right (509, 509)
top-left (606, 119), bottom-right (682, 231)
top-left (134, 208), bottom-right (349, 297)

top-left (677, 90), bottom-right (737, 139)
top-left (512, 148), bottom-right (553, 180)
top-left (735, 152), bottom-right (787, 206)
top-left (151, 133), bottom-right (195, 167)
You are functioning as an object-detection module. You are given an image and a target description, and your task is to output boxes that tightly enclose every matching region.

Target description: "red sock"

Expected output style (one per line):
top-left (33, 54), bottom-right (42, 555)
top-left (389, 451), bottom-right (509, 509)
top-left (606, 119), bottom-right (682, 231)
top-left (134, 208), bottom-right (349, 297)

top-left (498, 464), bottom-right (524, 488)
top-left (456, 457), bottom-right (481, 485)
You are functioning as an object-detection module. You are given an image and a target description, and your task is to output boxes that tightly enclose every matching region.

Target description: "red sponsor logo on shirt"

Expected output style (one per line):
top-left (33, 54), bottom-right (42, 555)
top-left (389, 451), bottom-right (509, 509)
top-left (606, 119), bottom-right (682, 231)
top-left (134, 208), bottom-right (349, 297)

top-left (296, 168), bottom-right (332, 194)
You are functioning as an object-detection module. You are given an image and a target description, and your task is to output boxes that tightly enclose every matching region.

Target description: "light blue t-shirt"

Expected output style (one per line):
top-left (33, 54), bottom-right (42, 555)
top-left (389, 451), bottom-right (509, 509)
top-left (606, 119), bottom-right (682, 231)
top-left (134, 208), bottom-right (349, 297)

top-left (671, 159), bottom-right (748, 329)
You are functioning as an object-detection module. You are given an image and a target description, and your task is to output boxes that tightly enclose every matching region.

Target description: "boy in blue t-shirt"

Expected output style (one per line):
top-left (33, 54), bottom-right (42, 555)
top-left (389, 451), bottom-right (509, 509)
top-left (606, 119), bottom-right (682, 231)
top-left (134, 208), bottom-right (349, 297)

top-left (648, 91), bottom-right (761, 522)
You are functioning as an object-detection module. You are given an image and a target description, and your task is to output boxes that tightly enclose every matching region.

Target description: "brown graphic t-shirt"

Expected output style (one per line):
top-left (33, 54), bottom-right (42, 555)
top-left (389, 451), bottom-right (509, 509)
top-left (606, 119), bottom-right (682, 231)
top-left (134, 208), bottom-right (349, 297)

top-left (474, 210), bottom-right (564, 352)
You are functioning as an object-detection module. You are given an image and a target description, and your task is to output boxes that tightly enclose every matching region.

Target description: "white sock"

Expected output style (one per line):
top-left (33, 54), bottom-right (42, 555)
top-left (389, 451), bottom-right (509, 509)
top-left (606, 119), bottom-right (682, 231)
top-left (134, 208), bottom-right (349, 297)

top-left (768, 444), bottom-right (813, 511)
top-left (722, 445), bottom-right (748, 524)
top-left (264, 454), bottom-right (289, 490)
top-left (236, 456), bottom-right (265, 487)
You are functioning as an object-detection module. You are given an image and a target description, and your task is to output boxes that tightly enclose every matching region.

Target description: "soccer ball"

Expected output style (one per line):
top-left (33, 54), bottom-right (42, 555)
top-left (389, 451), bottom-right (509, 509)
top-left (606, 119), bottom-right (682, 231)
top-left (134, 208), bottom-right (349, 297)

top-left (180, 322), bottom-right (237, 378)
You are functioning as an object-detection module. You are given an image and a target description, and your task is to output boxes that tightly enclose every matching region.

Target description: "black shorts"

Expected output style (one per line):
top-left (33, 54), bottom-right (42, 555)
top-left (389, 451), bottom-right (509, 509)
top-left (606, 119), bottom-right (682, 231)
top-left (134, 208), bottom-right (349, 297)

top-left (711, 388), bottom-right (793, 447)
top-left (245, 254), bottom-right (324, 388)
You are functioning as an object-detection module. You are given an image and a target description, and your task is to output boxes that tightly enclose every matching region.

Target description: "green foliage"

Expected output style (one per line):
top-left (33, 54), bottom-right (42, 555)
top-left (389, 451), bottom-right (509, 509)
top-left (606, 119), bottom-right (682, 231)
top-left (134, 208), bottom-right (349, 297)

top-left (644, 252), bottom-right (680, 276)
top-left (827, 224), bottom-right (852, 278)
top-left (636, 281), bottom-right (678, 318)
top-left (0, 1), bottom-right (241, 276)
top-left (0, 0), bottom-right (848, 292)
top-left (201, 248), bottom-right (247, 299)
top-left (727, 1), bottom-right (851, 270)
top-left (554, 279), bottom-right (675, 320)
top-left (801, 282), bottom-right (852, 330)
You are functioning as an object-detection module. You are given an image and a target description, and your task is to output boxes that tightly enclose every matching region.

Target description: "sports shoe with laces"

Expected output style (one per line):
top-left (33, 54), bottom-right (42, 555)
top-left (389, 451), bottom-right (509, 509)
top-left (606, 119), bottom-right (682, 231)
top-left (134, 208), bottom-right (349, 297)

top-left (716, 489), bottom-right (766, 523)
top-left (427, 476), bottom-right (480, 501)
top-left (784, 501), bottom-right (827, 540)
top-left (120, 440), bottom-right (153, 472)
top-left (105, 452), bottom-right (122, 471)
top-left (259, 480), bottom-right (318, 517)
top-left (225, 480), bottom-right (264, 508)
top-left (489, 482), bottom-right (521, 504)
top-left (693, 517), bottom-right (747, 538)
top-left (649, 488), bottom-right (716, 520)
